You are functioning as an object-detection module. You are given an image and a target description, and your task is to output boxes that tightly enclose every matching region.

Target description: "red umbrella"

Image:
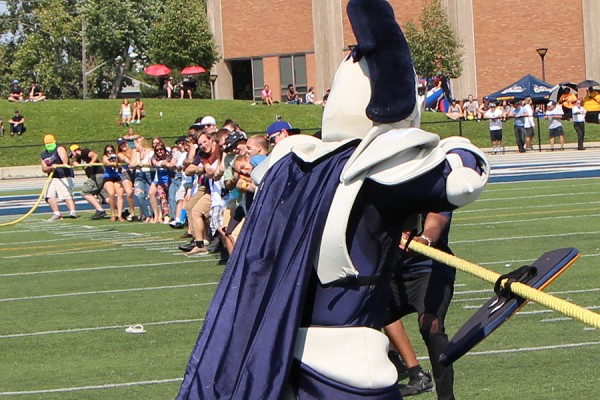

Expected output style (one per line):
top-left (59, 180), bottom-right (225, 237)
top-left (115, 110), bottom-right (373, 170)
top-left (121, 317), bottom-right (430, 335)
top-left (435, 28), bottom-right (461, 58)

top-left (181, 66), bottom-right (206, 75)
top-left (144, 64), bottom-right (171, 76)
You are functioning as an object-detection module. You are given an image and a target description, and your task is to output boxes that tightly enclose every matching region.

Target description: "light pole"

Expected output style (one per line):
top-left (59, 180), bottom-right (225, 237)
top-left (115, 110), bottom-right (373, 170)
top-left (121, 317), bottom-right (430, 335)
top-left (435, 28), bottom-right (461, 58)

top-left (209, 74), bottom-right (218, 99)
top-left (536, 47), bottom-right (548, 82)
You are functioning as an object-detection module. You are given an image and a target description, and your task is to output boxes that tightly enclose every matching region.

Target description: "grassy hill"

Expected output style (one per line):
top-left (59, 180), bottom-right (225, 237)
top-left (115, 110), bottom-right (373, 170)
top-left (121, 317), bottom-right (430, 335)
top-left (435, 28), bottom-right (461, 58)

top-left (0, 98), bottom-right (598, 167)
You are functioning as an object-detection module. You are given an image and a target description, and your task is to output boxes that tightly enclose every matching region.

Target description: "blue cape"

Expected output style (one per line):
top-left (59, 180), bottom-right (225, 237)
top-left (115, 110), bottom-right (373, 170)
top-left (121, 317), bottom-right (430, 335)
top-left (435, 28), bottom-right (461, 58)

top-left (177, 142), bottom-right (358, 400)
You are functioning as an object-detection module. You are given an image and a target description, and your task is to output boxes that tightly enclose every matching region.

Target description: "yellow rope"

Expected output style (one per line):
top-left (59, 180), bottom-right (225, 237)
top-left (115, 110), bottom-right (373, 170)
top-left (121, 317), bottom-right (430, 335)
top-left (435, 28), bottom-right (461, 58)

top-left (0, 172), bottom-right (54, 227)
top-left (407, 240), bottom-right (600, 330)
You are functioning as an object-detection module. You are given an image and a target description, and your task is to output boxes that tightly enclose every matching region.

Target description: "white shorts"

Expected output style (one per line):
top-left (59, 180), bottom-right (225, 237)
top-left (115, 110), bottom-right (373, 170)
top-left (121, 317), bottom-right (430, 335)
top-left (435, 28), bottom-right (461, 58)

top-left (45, 177), bottom-right (74, 201)
top-left (175, 182), bottom-right (188, 202)
top-left (209, 205), bottom-right (225, 236)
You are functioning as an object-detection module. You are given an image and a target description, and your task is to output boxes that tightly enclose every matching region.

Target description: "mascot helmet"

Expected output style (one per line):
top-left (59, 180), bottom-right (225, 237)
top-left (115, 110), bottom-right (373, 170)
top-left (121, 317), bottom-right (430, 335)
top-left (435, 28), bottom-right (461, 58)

top-left (322, 0), bottom-right (422, 143)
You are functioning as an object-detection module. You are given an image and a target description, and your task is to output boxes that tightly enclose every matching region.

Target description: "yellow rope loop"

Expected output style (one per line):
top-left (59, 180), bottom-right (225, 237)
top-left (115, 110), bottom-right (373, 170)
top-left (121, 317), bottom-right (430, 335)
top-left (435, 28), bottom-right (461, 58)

top-left (407, 240), bottom-right (600, 330)
top-left (0, 172), bottom-right (54, 227)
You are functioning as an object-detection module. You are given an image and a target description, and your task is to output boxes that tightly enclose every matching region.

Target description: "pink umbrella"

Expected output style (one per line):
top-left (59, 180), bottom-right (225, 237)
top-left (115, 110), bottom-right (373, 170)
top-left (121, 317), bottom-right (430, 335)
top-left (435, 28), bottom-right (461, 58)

top-left (181, 66), bottom-right (206, 75)
top-left (144, 64), bottom-right (171, 76)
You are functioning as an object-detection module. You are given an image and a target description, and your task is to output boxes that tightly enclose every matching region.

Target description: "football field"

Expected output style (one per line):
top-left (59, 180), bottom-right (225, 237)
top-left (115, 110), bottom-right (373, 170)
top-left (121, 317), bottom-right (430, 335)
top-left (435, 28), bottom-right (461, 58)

top-left (0, 177), bottom-right (599, 399)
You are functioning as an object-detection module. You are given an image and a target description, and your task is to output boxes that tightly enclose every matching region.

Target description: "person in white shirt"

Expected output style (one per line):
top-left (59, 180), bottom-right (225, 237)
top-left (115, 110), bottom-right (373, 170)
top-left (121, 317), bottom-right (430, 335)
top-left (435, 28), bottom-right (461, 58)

top-left (483, 103), bottom-right (505, 154)
top-left (572, 99), bottom-right (587, 150)
top-left (523, 97), bottom-right (536, 151)
top-left (545, 101), bottom-right (565, 151)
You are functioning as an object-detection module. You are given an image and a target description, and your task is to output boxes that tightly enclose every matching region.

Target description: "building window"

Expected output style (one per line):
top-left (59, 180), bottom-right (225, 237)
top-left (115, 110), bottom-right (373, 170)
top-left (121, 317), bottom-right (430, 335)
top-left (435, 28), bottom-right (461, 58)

top-left (279, 54), bottom-right (307, 98)
top-left (252, 58), bottom-right (264, 101)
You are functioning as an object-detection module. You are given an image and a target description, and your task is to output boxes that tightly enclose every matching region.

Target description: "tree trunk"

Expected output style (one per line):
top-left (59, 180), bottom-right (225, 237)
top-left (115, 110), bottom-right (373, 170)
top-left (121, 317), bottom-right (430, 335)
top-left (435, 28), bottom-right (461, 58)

top-left (109, 46), bottom-right (129, 99)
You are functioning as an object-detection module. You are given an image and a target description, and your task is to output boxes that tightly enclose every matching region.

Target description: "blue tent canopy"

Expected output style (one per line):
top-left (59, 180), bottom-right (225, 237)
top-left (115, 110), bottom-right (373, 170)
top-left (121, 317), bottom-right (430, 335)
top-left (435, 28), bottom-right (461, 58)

top-left (485, 74), bottom-right (553, 103)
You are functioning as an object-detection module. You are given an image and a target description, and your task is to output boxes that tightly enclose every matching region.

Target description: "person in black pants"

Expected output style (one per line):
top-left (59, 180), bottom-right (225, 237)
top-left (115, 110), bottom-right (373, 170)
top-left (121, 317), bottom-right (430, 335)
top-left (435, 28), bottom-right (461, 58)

top-left (385, 211), bottom-right (456, 399)
top-left (9, 110), bottom-right (26, 136)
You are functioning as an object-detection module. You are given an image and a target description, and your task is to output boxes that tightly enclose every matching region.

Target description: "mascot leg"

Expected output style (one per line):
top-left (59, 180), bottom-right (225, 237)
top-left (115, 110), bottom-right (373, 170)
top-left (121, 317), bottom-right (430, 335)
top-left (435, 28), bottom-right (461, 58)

top-left (288, 327), bottom-right (402, 399)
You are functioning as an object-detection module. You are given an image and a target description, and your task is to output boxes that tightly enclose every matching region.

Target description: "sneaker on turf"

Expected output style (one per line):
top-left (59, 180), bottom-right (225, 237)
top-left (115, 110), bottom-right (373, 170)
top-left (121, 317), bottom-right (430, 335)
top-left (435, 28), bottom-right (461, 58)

top-left (169, 221), bottom-right (184, 229)
top-left (186, 246), bottom-right (209, 256)
top-left (68, 212), bottom-right (78, 219)
top-left (47, 214), bottom-right (62, 222)
top-left (91, 210), bottom-right (107, 220)
top-left (388, 351), bottom-right (410, 381)
top-left (400, 369), bottom-right (434, 397)
top-left (178, 240), bottom-right (196, 252)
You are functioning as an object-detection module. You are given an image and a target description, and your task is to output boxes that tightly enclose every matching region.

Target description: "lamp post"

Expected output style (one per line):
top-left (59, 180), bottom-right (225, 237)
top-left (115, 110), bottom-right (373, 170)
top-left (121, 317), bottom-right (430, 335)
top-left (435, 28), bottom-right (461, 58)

top-left (536, 47), bottom-right (548, 82)
top-left (209, 74), bottom-right (218, 99)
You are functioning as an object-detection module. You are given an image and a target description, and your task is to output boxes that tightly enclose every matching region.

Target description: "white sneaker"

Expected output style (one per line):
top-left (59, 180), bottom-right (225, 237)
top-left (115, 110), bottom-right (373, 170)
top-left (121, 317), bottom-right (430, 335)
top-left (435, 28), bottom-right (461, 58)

top-left (47, 214), bottom-right (62, 222)
top-left (163, 216), bottom-right (170, 224)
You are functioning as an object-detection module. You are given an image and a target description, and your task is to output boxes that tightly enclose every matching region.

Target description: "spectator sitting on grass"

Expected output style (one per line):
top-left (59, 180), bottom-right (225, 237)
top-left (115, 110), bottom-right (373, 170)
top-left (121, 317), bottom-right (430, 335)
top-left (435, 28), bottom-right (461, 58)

top-left (29, 82), bottom-right (47, 102)
top-left (8, 80), bottom-right (24, 102)
top-left (261, 84), bottom-right (274, 106)
top-left (8, 110), bottom-right (26, 136)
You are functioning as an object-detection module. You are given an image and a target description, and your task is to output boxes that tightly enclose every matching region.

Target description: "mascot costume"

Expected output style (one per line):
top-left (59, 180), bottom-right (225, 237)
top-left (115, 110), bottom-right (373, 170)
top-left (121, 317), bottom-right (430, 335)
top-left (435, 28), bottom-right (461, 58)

top-left (177, 0), bottom-right (489, 398)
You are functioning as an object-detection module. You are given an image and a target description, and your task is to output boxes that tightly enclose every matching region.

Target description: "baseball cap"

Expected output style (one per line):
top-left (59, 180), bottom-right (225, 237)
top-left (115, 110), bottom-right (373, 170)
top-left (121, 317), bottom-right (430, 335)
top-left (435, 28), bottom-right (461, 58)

top-left (69, 144), bottom-right (80, 152)
top-left (200, 116), bottom-right (217, 126)
top-left (266, 121), bottom-right (300, 138)
top-left (44, 134), bottom-right (57, 144)
top-left (117, 137), bottom-right (127, 146)
top-left (12, 79), bottom-right (18, 84)
top-left (175, 135), bottom-right (187, 144)
top-left (224, 131), bottom-right (247, 152)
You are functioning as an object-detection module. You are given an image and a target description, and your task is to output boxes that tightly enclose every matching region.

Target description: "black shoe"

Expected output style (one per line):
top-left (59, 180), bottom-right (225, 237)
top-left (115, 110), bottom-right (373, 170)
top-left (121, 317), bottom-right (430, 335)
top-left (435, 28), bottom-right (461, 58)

top-left (121, 209), bottom-right (130, 219)
top-left (207, 238), bottom-right (222, 253)
top-left (178, 240), bottom-right (196, 252)
top-left (217, 256), bottom-right (229, 265)
top-left (388, 351), bottom-right (409, 381)
top-left (400, 369), bottom-right (434, 397)
top-left (91, 210), bottom-right (107, 220)
top-left (169, 221), bottom-right (184, 229)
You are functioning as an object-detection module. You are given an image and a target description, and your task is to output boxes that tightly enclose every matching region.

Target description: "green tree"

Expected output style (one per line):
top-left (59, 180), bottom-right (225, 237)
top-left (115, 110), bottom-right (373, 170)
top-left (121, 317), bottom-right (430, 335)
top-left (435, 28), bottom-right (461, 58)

top-left (147, 0), bottom-right (218, 80)
top-left (403, 0), bottom-right (462, 79)
top-left (81, 0), bottom-right (163, 98)
top-left (2, 0), bottom-right (83, 98)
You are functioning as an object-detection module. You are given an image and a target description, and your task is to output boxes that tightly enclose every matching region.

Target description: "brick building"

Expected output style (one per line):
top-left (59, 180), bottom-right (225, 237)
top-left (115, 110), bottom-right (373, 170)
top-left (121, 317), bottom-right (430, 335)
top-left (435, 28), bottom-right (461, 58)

top-left (206, 0), bottom-right (600, 103)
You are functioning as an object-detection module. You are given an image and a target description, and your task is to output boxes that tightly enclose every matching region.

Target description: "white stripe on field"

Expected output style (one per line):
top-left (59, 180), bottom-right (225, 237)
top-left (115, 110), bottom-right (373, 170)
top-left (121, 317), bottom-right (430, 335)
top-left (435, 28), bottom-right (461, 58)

top-left (455, 213), bottom-right (600, 227)
top-left (2, 341), bottom-right (598, 396)
top-left (451, 230), bottom-right (600, 244)
top-left (0, 259), bottom-right (203, 277)
top-left (0, 282), bottom-right (218, 303)
top-left (458, 200), bottom-right (600, 214)
top-left (0, 318), bottom-right (204, 339)
top-left (416, 341), bottom-right (600, 362)
top-left (476, 190), bottom-right (600, 202)
top-left (0, 378), bottom-right (181, 396)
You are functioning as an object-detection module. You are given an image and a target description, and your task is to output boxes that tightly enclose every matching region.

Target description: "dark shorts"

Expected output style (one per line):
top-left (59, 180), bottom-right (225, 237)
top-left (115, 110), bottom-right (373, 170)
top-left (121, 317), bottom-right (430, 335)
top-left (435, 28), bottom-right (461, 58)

top-left (82, 174), bottom-right (104, 195)
top-left (384, 268), bottom-right (454, 326)
top-left (225, 205), bottom-right (246, 234)
top-left (489, 129), bottom-right (502, 141)
top-left (549, 126), bottom-right (565, 138)
top-left (525, 127), bottom-right (534, 138)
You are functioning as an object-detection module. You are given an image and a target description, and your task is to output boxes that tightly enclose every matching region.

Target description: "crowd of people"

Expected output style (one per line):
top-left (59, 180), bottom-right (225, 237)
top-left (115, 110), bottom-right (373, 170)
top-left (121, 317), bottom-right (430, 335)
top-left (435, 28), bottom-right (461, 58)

top-left (260, 83), bottom-right (327, 106)
top-left (39, 116), bottom-right (303, 265)
top-left (445, 89), bottom-right (600, 153)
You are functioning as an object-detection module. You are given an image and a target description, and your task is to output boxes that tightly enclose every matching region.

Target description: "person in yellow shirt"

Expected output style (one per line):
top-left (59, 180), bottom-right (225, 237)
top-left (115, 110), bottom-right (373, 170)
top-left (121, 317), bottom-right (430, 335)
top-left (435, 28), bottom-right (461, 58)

top-left (582, 88), bottom-right (600, 123)
top-left (558, 91), bottom-right (577, 120)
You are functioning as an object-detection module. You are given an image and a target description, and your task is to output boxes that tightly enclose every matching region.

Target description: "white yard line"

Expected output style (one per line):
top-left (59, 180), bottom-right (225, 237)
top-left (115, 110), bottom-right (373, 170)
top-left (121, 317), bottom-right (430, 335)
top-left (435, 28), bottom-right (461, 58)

top-left (455, 213), bottom-right (600, 227)
top-left (0, 378), bottom-right (182, 396)
top-left (2, 341), bottom-right (598, 396)
top-left (0, 282), bottom-right (219, 302)
top-left (0, 318), bottom-right (204, 339)
top-left (0, 259), bottom-right (202, 277)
